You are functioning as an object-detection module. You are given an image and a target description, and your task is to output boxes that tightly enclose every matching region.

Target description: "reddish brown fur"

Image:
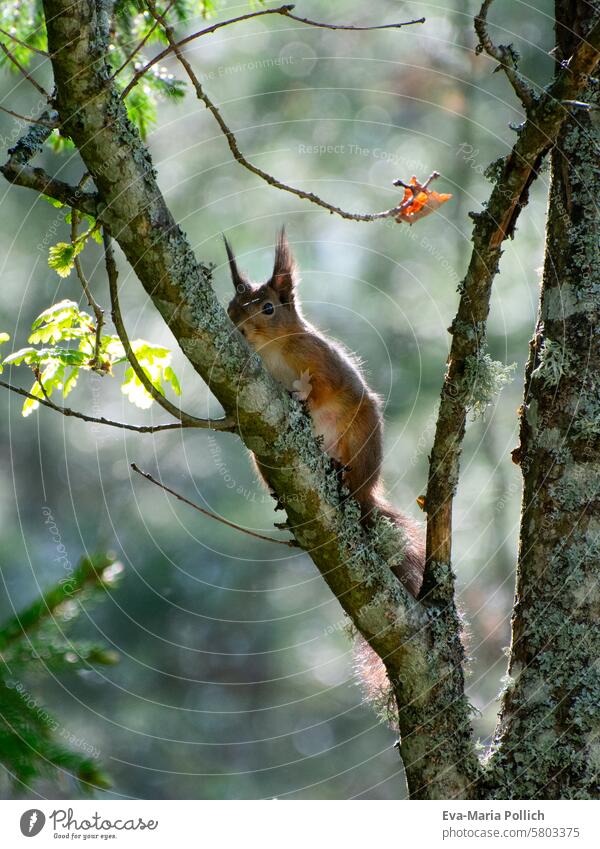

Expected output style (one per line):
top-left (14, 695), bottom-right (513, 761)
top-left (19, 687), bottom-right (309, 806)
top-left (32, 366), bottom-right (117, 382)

top-left (226, 229), bottom-right (424, 717)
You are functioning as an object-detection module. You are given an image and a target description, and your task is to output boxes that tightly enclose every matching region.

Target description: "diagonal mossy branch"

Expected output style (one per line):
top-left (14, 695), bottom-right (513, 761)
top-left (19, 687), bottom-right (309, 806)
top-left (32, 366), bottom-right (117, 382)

top-left (33, 0), bottom-right (480, 799)
top-left (422, 13), bottom-right (600, 600)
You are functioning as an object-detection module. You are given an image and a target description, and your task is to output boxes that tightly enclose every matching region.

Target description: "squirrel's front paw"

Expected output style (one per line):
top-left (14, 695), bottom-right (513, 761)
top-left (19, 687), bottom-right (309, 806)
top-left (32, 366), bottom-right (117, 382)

top-left (291, 370), bottom-right (313, 402)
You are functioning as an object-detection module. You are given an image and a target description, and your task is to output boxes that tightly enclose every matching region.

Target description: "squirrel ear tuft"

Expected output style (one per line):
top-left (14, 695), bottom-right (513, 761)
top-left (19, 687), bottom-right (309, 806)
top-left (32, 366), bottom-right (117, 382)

top-left (271, 227), bottom-right (297, 304)
top-left (223, 235), bottom-right (248, 291)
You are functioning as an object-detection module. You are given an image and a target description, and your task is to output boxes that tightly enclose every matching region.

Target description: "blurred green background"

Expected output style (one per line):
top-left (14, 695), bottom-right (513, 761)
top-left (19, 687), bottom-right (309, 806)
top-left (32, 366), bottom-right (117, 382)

top-left (0, 0), bottom-right (555, 798)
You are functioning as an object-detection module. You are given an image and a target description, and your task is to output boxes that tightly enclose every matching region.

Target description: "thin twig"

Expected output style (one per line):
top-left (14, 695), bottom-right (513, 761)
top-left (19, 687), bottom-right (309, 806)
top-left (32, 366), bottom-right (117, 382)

top-left (143, 1), bottom-right (413, 223)
top-left (0, 41), bottom-right (49, 99)
top-left (0, 377), bottom-right (195, 433)
top-left (284, 10), bottom-right (425, 32)
top-left (71, 208), bottom-right (105, 370)
top-left (131, 463), bottom-right (299, 547)
top-left (103, 228), bottom-right (237, 432)
top-left (120, 4), bottom-right (424, 97)
top-left (111, 0), bottom-right (175, 81)
top-left (0, 105), bottom-right (57, 127)
top-left (0, 26), bottom-right (48, 58)
top-left (474, 0), bottom-right (536, 109)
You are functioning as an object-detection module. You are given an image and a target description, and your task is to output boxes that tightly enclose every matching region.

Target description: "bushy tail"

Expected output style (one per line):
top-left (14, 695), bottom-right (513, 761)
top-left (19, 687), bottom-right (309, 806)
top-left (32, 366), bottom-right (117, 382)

top-left (354, 494), bottom-right (425, 726)
top-left (372, 499), bottom-right (425, 597)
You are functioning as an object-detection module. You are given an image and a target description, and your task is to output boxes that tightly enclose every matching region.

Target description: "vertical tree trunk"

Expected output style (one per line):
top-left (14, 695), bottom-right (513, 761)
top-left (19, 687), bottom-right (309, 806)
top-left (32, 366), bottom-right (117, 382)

top-left (486, 1), bottom-right (600, 799)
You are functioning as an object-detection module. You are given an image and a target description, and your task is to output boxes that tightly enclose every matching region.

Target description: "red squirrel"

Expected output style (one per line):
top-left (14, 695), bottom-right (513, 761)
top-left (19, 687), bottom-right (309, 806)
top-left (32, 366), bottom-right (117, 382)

top-left (226, 230), bottom-right (425, 719)
top-left (225, 229), bottom-right (425, 601)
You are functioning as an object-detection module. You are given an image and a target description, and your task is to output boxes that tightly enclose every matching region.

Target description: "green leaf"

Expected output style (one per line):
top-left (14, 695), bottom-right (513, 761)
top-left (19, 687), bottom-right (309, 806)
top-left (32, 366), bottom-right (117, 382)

top-left (0, 332), bottom-right (8, 373)
top-left (120, 340), bottom-right (182, 409)
top-left (63, 367), bottom-right (79, 398)
top-left (2, 346), bottom-right (39, 367)
top-left (31, 299), bottom-right (81, 329)
top-left (42, 195), bottom-right (64, 209)
top-left (48, 241), bottom-right (85, 278)
top-left (164, 365), bottom-right (181, 395)
top-left (47, 130), bottom-right (75, 154)
top-left (124, 87), bottom-right (157, 139)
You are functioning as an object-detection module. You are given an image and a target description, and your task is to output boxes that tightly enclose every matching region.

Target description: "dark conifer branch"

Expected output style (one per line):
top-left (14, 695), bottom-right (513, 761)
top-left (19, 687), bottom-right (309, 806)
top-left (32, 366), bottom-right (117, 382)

top-left (0, 555), bottom-right (118, 652)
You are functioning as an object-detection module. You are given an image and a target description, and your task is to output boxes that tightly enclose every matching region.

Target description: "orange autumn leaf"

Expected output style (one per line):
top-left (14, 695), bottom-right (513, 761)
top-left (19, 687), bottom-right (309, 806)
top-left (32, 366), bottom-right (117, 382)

top-left (395, 176), bottom-right (452, 224)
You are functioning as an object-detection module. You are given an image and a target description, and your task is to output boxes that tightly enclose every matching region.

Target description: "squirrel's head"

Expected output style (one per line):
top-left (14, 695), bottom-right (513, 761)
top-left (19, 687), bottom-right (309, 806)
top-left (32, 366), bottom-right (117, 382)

top-left (226, 228), bottom-right (299, 348)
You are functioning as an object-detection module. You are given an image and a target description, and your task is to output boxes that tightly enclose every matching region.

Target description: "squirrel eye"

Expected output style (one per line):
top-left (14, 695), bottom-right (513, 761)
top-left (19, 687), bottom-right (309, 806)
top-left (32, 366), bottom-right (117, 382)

top-left (262, 302), bottom-right (275, 316)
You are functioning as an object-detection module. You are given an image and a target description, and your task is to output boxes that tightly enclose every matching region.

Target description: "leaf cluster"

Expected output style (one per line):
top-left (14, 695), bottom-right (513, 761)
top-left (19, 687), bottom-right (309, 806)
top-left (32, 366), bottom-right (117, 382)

top-left (1, 300), bottom-right (182, 416)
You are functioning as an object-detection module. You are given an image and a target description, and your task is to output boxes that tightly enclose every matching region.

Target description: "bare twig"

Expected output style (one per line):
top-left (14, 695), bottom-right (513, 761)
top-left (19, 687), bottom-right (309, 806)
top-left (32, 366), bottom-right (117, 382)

top-left (143, 1), bottom-right (416, 223)
top-left (131, 462), bottom-right (299, 547)
top-left (0, 105), bottom-right (57, 127)
top-left (103, 228), bottom-right (237, 432)
top-left (1, 112), bottom-right (98, 215)
top-left (284, 9), bottom-right (425, 32)
top-left (71, 207), bottom-right (105, 370)
top-left (111, 0), bottom-right (175, 81)
top-left (422, 14), bottom-right (600, 598)
top-left (0, 26), bottom-right (49, 58)
top-left (120, 4), bottom-right (424, 97)
top-left (474, 0), bottom-right (536, 109)
top-left (0, 377), bottom-right (197, 432)
top-left (0, 41), bottom-right (49, 99)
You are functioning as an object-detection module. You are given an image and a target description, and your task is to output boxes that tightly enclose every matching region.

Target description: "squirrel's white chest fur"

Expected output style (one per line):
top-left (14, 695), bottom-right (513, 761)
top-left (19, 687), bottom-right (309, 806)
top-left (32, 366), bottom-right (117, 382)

top-left (258, 343), bottom-right (297, 391)
top-left (258, 343), bottom-right (341, 459)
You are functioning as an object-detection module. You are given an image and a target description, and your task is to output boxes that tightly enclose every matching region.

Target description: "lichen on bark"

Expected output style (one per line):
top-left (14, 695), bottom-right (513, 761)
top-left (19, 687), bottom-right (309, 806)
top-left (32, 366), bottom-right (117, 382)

top-left (485, 3), bottom-right (600, 799)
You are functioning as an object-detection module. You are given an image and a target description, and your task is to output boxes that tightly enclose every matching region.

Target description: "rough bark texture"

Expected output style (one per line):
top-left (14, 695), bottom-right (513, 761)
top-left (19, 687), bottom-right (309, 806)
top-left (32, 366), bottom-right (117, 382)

top-left (485, 1), bottom-right (600, 799)
top-left (35, 0), bottom-right (480, 798)
top-left (423, 6), bottom-right (600, 591)
top-left (4, 0), bottom-right (599, 800)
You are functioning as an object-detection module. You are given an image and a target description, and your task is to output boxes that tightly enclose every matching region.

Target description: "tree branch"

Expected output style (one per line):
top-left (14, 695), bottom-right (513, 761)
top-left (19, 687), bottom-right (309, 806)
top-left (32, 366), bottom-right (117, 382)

top-left (72, 207), bottom-right (105, 369)
top-left (130, 463), bottom-right (298, 547)
top-left (120, 4), bottom-right (424, 97)
top-left (0, 377), bottom-right (199, 433)
top-left (0, 41), bottom-right (49, 98)
top-left (40, 0), bottom-right (480, 798)
top-left (0, 112), bottom-right (99, 215)
top-left (474, 0), bottom-right (536, 110)
top-left (143, 1), bottom-right (416, 224)
top-left (104, 228), bottom-right (237, 432)
top-left (0, 26), bottom-right (49, 58)
top-left (110, 0), bottom-right (175, 81)
top-left (422, 14), bottom-right (600, 597)
top-left (0, 105), bottom-right (57, 127)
